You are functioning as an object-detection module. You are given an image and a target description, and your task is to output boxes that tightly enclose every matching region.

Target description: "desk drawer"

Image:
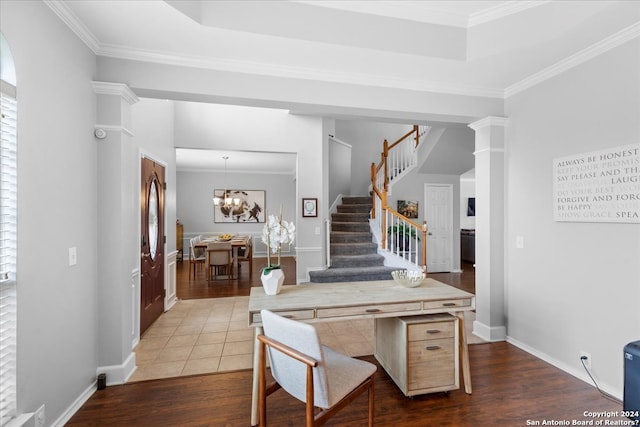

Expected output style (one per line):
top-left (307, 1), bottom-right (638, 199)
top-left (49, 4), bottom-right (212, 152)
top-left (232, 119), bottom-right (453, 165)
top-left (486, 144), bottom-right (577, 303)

top-left (317, 302), bottom-right (421, 319)
top-left (407, 338), bottom-right (456, 391)
top-left (408, 321), bottom-right (456, 342)
top-left (423, 298), bottom-right (472, 310)
top-left (251, 309), bottom-right (315, 324)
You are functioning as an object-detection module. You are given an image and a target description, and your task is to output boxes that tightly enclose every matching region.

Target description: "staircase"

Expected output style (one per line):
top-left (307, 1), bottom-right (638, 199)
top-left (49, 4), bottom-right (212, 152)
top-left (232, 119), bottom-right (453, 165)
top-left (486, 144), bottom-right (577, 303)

top-left (309, 196), bottom-right (399, 283)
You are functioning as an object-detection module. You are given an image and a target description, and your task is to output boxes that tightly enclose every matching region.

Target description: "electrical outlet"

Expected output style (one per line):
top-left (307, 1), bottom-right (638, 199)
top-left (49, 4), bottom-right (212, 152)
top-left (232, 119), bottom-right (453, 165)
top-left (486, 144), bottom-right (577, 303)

top-left (34, 404), bottom-right (45, 427)
top-left (580, 351), bottom-right (592, 369)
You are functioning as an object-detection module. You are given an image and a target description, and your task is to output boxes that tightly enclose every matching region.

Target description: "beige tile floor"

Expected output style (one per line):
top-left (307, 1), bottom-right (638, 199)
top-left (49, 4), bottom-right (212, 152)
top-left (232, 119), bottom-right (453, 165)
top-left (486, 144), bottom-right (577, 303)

top-left (129, 296), bottom-right (481, 382)
top-left (129, 297), bottom-right (375, 382)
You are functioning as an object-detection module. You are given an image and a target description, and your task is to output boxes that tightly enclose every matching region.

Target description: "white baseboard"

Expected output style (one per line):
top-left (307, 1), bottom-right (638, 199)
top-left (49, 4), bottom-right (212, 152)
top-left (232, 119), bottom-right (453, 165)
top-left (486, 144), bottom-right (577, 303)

top-left (97, 351), bottom-right (137, 386)
top-left (472, 319), bottom-right (507, 342)
top-left (45, 352), bottom-right (137, 427)
top-left (51, 381), bottom-right (96, 427)
top-left (506, 336), bottom-right (622, 401)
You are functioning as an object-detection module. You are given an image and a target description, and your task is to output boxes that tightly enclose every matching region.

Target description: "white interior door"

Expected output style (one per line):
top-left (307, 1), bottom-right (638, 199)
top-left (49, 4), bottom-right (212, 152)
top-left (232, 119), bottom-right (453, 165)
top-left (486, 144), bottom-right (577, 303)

top-left (424, 184), bottom-right (453, 272)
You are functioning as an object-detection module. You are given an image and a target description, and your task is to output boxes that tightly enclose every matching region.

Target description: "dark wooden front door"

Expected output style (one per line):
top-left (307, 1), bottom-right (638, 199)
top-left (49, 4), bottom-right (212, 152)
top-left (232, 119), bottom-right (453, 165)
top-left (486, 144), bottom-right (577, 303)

top-left (140, 157), bottom-right (165, 335)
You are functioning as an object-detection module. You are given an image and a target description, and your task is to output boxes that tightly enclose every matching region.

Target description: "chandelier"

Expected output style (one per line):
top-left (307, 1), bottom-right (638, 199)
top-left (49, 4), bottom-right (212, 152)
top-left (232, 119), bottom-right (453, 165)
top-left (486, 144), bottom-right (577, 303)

top-left (213, 156), bottom-right (240, 207)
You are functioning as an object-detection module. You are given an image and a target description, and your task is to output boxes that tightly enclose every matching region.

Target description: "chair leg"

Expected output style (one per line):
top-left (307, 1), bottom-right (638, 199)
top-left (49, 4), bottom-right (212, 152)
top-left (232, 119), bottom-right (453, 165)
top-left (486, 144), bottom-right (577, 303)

top-left (368, 375), bottom-right (375, 427)
top-left (258, 340), bottom-right (267, 427)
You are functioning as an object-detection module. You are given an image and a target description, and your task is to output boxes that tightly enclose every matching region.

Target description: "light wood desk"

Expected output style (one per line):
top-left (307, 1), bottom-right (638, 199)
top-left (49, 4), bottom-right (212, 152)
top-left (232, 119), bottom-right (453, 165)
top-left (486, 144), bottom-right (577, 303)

top-left (247, 278), bottom-right (475, 426)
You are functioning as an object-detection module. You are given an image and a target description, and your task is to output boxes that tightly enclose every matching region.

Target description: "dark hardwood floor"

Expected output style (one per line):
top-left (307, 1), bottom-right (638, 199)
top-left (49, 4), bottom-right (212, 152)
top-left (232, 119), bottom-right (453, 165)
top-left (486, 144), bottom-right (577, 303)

top-left (68, 262), bottom-right (623, 425)
top-left (177, 256), bottom-right (297, 299)
top-left (68, 341), bottom-right (622, 426)
top-left (177, 256), bottom-right (476, 299)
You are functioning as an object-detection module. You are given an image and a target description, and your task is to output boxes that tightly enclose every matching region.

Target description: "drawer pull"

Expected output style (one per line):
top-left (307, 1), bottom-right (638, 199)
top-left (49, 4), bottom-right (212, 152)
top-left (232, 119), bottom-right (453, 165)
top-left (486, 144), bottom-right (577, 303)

top-left (425, 345), bottom-right (441, 351)
top-left (442, 302), bottom-right (457, 307)
top-left (426, 329), bottom-right (441, 334)
top-left (282, 315), bottom-right (294, 319)
top-left (365, 308), bottom-right (381, 313)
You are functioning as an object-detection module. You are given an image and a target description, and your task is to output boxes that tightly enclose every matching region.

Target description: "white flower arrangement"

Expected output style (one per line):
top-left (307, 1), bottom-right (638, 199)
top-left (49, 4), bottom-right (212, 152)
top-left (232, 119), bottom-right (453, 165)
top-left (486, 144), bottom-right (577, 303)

top-left (261, 211), bottom-right (295, 273)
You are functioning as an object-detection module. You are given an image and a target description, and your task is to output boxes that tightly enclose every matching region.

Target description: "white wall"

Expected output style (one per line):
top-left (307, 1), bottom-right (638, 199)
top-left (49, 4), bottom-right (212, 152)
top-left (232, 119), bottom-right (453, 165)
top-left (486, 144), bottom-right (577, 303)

top-left (504, 39), bottom-right (640, 396)
top-left (328, 138), bottom-right (351, 204)
top-left (176, 169), bottom-right (296, 257)
top-left (172, 102), bottom-right (325, 282)
top-left (133, 99), bottom-right (178, 254)
top-left (335, 121), bottom-right (414, 195)
top-left (2, 1), bottom-right (99, 422)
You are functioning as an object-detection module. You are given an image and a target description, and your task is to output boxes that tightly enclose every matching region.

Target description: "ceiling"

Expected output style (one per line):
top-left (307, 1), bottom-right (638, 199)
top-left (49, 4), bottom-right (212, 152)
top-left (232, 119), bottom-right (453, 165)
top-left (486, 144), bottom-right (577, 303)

top-left (47, 1), bottom-right (639, 172)
top-left (51, 1), bottom-right (640, 99)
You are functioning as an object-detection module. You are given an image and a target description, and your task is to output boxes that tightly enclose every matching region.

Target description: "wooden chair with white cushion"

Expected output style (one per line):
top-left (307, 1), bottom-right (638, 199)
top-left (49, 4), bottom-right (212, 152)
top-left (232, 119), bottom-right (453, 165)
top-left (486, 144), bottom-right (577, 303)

top-left (257, 309), bottom-right (376, 426)
top-left (237, 236), bottom-right (253, 277)
top-left (206, 241), bottom-right (233, 282)
top-left (189, 237), bottom-right (206, 279)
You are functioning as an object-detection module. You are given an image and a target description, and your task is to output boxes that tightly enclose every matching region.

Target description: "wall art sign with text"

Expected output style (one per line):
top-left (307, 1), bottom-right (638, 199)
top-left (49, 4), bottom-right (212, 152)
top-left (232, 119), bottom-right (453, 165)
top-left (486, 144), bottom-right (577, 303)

top-left (553, 143), bottom-right (639, 223)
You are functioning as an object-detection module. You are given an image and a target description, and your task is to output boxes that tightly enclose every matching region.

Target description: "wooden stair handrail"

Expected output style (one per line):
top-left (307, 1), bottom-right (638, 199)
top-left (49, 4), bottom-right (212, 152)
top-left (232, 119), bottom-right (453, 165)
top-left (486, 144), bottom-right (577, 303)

top-left (370, 125), bottom-right (427, 272)
top-left (387, 125), bottom-right (419, 152)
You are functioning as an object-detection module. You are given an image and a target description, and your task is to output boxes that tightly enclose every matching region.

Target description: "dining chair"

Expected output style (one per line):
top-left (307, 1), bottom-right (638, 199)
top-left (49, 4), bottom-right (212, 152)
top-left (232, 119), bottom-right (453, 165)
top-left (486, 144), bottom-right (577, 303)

top-left (237, 236), bottom-right (253, 277)
top-left (189, 237), bottom-right (206, 279)
top-left (206, 241), bottom-right (233, 282)
top-left (257, 310), bottom-right (376, 427)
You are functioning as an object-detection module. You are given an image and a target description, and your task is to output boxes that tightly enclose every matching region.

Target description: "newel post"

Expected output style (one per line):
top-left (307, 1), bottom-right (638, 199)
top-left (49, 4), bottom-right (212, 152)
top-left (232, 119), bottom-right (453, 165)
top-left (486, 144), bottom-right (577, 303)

top-left (421, 220), bottom-right (427, 273)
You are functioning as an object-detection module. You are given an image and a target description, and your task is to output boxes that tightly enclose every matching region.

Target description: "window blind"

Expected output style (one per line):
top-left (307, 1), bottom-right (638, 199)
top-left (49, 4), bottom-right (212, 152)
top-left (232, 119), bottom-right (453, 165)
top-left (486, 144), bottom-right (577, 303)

top-left (0, 83), bottom-right (18, 426)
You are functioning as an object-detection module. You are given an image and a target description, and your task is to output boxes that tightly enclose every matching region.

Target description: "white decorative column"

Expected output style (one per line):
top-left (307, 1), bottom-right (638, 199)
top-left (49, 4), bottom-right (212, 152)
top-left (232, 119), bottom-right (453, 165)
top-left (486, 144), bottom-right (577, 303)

top-left (468, 116), bottom-right (508, 342)
top-left (93, 82), bottom-right (140, 384)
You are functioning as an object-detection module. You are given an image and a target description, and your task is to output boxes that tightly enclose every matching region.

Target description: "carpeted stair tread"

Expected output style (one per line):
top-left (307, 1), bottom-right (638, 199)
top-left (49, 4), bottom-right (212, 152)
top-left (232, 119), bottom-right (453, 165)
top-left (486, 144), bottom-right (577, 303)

top-left (331, 222), bottom-right (371, 232)
top-left (311, 195), bottom-right (392, 283)
top-left (308, 266), bottom-right (399, 283)
top-left (331, 212), bottom-right (371, 222)
top-left (337, 204), bottom-right (372, 213)
top-left (330, 231), bottom-right (372, 244)
top-left (342, 196), bottom-right (371, 205)
top-left (330, 254), bottom-right (386, 268)
top-left (330, 242), bottom-right (377, 255)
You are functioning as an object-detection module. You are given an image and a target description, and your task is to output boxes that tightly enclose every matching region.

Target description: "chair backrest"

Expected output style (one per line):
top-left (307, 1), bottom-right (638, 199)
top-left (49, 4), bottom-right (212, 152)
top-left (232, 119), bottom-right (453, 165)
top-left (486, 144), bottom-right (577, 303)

top-left (239, 237), bottom-right (252, 260)
top-left (260, 309), bottom-right (330, 408)
top-left (190, 237), bottom-right (205, 259)
top-left (207, 241), bottom-right (232, 265)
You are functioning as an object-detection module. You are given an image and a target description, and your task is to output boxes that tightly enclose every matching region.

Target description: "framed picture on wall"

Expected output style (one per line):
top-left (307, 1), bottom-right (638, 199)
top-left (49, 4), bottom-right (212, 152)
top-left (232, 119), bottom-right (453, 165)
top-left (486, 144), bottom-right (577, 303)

top-left (302, 198), bottom-right (318, 217)
top-left (214, 189), bottom-right (265, 223)
top-left (397, 200), bottom-right (418, 219)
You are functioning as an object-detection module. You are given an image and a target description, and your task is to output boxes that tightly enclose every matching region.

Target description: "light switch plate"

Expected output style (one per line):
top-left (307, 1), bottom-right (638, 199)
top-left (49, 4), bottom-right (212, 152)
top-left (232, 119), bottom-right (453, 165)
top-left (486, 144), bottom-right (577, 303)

top-left (68, 247), bottom-right (77, 266)
top-left (516, 236), bottom-right (524, 249)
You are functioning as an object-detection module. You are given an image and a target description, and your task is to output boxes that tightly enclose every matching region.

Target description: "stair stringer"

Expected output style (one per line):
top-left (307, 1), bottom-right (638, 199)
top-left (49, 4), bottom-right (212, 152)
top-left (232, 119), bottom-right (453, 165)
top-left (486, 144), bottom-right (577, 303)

top-left (413, 126), bottom-right (446, 174)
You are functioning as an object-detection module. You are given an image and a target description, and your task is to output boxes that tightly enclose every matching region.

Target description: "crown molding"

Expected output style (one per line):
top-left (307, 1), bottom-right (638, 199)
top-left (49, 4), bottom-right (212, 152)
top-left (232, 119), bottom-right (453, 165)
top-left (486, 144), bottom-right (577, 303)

top-left (97, 44), bottom-right (504, 99)
top-left (468, 116), bottom-right (508, 131)
top-left (46, 0), bottom-right (638, 103)
top-left (43, 0), bottom-right (100, 53)
top-left (468, 1), bottom-right (550, 28)
top-left (505, 21), bottom-right (640, 98)
top-left (92, 82), bottom-right (139, 105)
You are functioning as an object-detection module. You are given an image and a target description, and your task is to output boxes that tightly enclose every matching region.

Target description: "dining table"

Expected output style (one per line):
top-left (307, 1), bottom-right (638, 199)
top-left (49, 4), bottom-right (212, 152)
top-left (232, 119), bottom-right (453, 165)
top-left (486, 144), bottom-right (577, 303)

top-left (195, 235), bottom-right (251, 279)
